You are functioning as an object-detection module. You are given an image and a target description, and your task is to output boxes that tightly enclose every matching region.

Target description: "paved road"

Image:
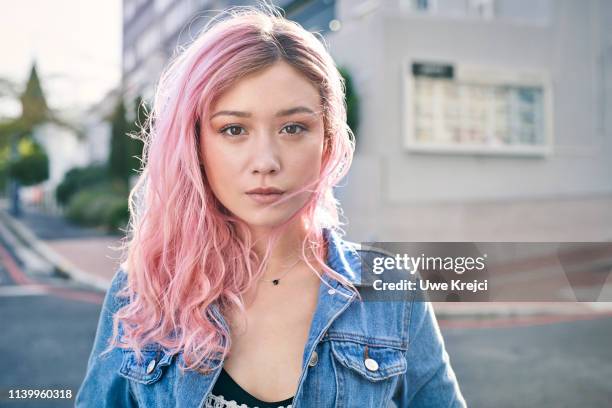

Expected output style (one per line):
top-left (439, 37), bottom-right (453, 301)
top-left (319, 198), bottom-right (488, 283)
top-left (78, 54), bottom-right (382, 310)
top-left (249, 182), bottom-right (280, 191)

top-left (1, 234), bottom-right (612, 407)
top-left (14, 206), bottom-right (114, 241)
top-left (444, 316), bottom-right (612, 407)
top-left (0, 236), bottom-right (104, 408)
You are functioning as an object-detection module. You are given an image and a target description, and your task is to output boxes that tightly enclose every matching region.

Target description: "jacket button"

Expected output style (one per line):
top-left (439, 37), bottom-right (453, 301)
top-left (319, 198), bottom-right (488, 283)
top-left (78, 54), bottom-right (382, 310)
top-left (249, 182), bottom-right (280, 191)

top-left (146, 359), bottom-right (157, 374)
top-left (364, 358), bottom-right (379, 372)
top-left (308, 351), bottom-right (319, 367)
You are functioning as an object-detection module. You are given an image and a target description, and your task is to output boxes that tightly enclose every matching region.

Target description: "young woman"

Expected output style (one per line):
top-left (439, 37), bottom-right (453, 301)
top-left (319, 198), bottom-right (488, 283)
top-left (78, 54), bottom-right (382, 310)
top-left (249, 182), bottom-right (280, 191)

top-left (77, 4), bottom-right (465, 408)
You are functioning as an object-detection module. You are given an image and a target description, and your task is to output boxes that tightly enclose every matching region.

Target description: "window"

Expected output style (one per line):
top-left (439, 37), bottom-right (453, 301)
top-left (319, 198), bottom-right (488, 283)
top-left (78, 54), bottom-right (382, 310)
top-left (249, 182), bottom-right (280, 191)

top-left (155, 0), bottom-right (175, 13)
top-left (468, 0), bottom-right (495, 19)
top-left (124, 48), bottom-right (137, 73)
top-left (415, 0), bottom-right (430, 11)
top-left (137, 26), bottom-right (160, 56)
top-left (403, 60), bottom-right (553, 156)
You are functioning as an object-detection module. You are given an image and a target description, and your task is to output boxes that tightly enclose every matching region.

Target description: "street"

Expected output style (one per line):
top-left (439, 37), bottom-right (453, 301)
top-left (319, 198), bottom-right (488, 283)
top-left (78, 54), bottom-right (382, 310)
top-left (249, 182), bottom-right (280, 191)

top-left (444, 316), bottom-right (612, 407)
top-left (2, 0), bottom-right (612, 406)
top-left (0, 236), bottom-right (103, 408)
top-left (1, 235), bottom-right (612, 407)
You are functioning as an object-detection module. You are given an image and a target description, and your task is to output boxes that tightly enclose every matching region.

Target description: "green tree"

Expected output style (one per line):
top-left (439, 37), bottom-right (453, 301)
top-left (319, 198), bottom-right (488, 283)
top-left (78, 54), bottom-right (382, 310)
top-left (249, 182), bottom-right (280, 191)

top-left (108, 98), bottom-right (131, 185)
top-left (127, 96), bottom-right (147, 177)
top-left (7, 137), bottom-right (49, 186)
top-left (5, 67), bottom-right (50, 185)
top-left (0, 64), bottom-right (50, 215)
top-left (338, 66), bottom-right (360, 146)
top-left (20, 64), bottom-right (48, 125)
top-left (108, 95), bottom-right (147, 186)
top-left (0, 65), bottom-right (49, 148)
top-left (0, 63), bottom-right (80, 215)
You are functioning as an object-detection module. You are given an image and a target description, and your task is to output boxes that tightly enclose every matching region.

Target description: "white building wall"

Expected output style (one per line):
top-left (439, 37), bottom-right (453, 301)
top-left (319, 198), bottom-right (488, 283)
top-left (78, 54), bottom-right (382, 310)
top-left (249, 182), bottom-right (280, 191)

top-left (328, 0), bottom-right (612, 241)
top-left (84, 121), bottom-right (112, 164)
top-left (33, 123), bottom-right (89, 190)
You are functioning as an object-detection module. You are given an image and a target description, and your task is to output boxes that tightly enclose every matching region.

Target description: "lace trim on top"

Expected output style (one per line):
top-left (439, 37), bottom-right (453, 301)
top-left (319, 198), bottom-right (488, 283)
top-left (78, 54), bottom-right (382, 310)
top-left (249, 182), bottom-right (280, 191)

top-left (205, 393), bottom-right (293, 408)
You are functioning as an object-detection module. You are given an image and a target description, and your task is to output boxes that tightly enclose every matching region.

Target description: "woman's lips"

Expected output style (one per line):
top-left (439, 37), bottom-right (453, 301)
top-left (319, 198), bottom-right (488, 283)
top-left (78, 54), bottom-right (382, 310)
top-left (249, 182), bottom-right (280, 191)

top-left (246, 192), bottom-right (285, 204)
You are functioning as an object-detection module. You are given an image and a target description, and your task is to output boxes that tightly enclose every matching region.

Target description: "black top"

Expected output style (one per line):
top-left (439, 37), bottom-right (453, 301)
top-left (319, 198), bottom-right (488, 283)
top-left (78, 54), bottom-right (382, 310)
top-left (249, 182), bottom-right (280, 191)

top-left (210, 367), bottom-right (294, 407)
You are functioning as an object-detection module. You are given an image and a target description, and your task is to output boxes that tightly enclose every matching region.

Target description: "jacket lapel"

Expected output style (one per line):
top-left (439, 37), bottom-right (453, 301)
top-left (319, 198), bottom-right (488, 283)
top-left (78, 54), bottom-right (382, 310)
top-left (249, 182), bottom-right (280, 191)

top-left (175, 229), bottom-right (361, 408)
top-left (292, 229), bottom-right (360, 407)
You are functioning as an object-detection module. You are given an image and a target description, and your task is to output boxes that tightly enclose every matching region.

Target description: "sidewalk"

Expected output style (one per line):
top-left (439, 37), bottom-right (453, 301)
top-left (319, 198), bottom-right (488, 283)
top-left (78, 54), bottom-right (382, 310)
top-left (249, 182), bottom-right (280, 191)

top-left (1, 202), bottom-right (611, 320)
top-left (0, 202), bottom-right (122, 291)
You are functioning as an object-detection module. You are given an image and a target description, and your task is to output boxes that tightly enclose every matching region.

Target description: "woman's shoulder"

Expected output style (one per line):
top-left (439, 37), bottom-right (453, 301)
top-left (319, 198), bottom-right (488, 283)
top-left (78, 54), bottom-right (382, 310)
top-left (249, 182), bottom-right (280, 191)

top-left (110, 267), bottom-right (129, 288)
top-left (102, 267), bottom-right (131, 314)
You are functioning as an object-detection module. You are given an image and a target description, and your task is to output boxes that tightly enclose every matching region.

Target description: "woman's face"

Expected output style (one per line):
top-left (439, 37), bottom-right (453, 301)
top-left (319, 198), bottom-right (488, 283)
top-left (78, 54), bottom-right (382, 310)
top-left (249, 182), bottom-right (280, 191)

top-left (201, 60), bottom-right (325, 230)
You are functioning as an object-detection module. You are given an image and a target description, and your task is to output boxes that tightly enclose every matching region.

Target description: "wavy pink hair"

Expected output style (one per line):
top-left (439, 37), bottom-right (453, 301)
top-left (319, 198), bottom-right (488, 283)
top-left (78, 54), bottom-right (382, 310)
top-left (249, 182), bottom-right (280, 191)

top-left (105, 4), bottom-right (355, 373)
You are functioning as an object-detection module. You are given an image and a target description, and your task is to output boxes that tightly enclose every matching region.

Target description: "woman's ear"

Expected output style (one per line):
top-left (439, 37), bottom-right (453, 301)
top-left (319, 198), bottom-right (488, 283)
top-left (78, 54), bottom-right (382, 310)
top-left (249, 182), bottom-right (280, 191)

top-left (320, 131), bottom-right (332, 170)
top-left (194, 118), bottom-right (201, 144)
top-left (195, 119), bottom-right (209, 176)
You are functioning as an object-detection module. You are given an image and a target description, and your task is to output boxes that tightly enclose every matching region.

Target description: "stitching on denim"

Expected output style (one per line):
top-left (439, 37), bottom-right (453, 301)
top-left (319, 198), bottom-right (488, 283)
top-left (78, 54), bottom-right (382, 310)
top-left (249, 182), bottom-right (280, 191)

top-left (128, 379), bottom-right (144, 407)
top-left (330, 345), bottom-right (343, 408)
top-left (323, 333), bottom-right (408, 350)
top-left (407, 291), bottom-right (417, 346)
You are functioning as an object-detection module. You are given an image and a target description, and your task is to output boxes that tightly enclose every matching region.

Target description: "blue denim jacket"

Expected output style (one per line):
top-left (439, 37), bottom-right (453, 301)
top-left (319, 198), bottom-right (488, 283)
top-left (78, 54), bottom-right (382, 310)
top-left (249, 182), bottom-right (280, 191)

top-left (76, 230), bottom-right (466, 407)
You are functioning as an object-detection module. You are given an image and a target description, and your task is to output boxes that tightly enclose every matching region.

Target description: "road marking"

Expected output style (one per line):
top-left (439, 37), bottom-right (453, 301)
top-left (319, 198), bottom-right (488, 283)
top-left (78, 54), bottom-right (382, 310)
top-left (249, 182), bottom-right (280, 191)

top-left (0, 242), bottom-right (104, 304)
top-left (439, 311), bottom-right (612, 330)
top-left (0, 284), bottom-right (49, 297)
top-left (0, 240), bottom-right (35, 285)
top-left (46, 287), bottom-right (104, 304)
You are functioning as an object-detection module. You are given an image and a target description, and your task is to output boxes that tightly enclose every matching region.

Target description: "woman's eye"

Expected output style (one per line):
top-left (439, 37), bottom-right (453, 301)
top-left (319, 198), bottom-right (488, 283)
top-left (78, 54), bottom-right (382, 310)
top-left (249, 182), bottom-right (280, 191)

top-left (219, 124), bottom-right (307, 137)
top-left (281, 124), bottom-right (307, 135)
top-left (220, 125), bottom-right (245, 137)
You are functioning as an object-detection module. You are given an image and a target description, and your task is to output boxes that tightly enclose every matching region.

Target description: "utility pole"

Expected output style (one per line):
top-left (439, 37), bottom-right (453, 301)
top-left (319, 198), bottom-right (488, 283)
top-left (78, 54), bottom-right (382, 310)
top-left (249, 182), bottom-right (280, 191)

top-left (8, 132), bottom-right (20, 217)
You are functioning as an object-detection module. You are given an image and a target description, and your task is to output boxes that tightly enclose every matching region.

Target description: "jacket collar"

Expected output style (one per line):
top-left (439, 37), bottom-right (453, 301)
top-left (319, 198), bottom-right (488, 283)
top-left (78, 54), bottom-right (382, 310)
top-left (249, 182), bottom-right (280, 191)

top-left (324, 228), bottom-right (367, 288)
top-left (175, 228), bottom-right (362, 408)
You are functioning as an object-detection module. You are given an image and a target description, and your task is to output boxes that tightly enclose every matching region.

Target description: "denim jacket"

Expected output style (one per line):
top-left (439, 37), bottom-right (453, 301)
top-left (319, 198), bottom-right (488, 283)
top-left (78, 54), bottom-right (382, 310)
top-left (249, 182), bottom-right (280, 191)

top-left (76, 230), bottom-right (466, 407)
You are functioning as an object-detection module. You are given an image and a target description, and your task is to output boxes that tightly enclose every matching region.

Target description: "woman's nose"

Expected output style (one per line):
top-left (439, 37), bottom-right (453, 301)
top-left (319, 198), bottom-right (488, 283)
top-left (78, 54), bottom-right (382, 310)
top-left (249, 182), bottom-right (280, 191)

top-left (251, 134), bottom-right (281, 175)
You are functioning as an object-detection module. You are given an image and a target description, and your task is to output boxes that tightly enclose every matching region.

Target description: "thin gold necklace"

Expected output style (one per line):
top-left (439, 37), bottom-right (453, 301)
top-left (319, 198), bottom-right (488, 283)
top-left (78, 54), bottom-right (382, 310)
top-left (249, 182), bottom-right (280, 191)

top-left (260, 257), bottom-right (302, 286)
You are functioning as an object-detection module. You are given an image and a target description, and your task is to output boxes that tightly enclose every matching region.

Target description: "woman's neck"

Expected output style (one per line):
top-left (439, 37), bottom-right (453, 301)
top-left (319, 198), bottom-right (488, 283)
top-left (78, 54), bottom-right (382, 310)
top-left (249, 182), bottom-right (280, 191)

top-left (248, 218), bottom-right (314, 281)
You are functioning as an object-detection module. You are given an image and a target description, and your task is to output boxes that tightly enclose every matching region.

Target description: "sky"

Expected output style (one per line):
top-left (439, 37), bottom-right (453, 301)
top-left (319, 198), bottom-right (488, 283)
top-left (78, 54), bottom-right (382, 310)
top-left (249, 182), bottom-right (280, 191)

top-left (0, 0), bottom-right (122, 118)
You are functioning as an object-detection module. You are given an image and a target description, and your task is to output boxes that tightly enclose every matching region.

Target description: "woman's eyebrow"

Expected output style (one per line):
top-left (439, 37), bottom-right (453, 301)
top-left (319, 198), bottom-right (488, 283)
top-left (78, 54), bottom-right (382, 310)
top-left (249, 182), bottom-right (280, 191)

top-left (210, 106), bottom-right (318, 119)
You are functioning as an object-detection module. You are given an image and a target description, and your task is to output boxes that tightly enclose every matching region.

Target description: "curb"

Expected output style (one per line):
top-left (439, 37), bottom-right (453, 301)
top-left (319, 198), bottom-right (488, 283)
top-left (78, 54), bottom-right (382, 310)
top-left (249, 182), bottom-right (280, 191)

top-left (432, 301), bottom-right (612, 320)
top-left (0, 219), bottom-right (54, 277)
top-left (2, 209), bottom-right (611, 319)
top-left (0, 210), bottom-right (110, 292)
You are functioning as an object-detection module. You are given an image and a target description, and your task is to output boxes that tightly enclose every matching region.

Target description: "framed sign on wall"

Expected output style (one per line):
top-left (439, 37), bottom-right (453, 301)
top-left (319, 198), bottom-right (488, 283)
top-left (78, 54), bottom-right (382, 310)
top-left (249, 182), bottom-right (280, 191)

top-left (402, 59), bottom-right (554, 157)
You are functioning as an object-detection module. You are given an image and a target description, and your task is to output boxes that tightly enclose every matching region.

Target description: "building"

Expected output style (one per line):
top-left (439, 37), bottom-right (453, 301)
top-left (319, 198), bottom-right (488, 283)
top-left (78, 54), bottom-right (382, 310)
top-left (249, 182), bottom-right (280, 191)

top-left (82, 88), bottom-right (121, 166)
top-left (122, 0), bottom-right (337, 102)
top-left (121, 0), bottom-right (612, 242)
top-left (327, 0), bottom-right (612, 241)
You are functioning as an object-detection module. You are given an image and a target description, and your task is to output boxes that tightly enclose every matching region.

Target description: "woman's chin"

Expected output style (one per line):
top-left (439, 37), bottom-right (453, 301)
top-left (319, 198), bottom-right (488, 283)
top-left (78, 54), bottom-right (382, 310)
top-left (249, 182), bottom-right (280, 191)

top-left (239, 210), bottom-right (302, 232)
top-left (244, 217), bottom-right (290, 231)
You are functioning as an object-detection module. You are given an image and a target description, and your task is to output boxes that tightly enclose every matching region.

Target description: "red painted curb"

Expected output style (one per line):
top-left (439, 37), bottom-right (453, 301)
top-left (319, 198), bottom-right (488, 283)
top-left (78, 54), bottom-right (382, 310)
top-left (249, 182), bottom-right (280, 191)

top-left (0, 242), bottom-right (104, 305)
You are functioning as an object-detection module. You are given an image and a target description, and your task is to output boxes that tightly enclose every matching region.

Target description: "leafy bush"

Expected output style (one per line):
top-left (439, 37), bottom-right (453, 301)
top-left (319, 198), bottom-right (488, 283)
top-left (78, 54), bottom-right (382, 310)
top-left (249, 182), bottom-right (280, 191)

top-left (55, 165), bottom-right (109, 206)
top-left (106, 197), bottom-right (130, 231)
top-left (65, 186), bottom-right (129, 232)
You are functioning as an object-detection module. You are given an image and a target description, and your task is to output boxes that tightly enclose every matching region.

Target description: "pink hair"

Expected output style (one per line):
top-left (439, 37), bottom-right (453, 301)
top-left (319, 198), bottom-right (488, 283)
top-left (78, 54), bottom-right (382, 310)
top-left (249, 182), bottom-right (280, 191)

top-left (105, 3), bottom-right (356, 373)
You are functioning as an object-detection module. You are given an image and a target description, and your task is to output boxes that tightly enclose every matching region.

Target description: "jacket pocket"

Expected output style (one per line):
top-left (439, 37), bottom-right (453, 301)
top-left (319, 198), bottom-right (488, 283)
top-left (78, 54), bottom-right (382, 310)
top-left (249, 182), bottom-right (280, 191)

top-left (329, 340), bottom-right (407, 407)
top-left (330, 340), bottom-right (407, 381)
top-left (118, 347), bottom-right (174, 385)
